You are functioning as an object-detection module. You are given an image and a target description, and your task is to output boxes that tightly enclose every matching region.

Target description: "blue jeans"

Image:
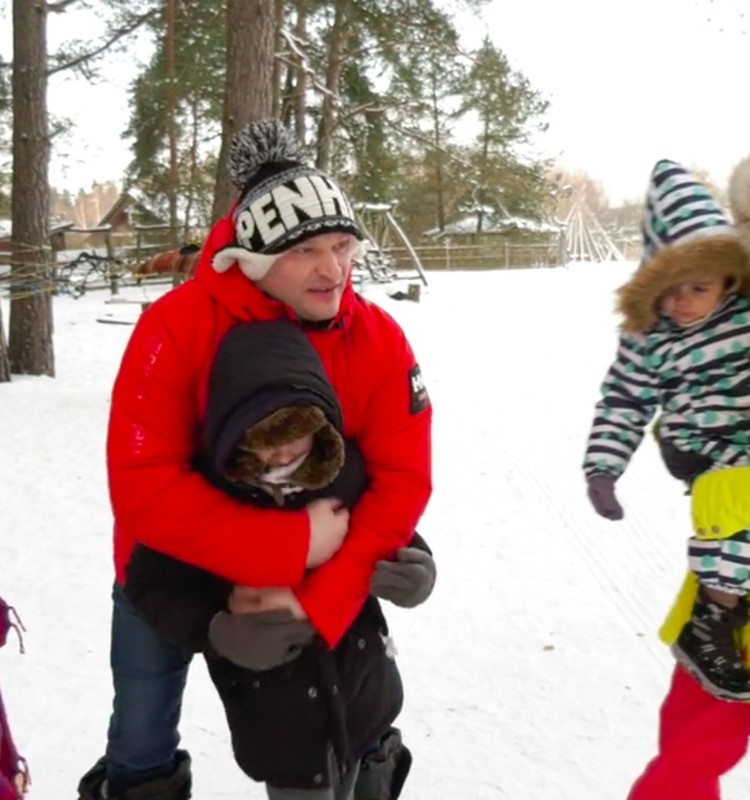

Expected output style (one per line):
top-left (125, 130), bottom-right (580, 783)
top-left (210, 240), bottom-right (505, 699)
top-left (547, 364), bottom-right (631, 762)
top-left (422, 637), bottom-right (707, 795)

top-left (105, 584), bottom-right (192, 793)
top-left (103, 585), bottom-right (362, 798)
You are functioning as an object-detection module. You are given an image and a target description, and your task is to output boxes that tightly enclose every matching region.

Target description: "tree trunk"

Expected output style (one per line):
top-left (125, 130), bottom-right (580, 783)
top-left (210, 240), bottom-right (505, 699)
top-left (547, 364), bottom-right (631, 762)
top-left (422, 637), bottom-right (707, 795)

top-left (9, 0), bottom-right (54, 377)
top-left (165, 0), bottom-right (179, 249)
top-left (212, 0), bottom-right (276, 222)
top-left (0, 304), bottom-right (10, 382)
top-left (292, 0), bottom-right (307, 144)
top-left (315, 1), bottom-right (349, 173)
top-left (271, 0), bottom-right (284, 117)
top-left (430, 80), bottom-right (445, 232)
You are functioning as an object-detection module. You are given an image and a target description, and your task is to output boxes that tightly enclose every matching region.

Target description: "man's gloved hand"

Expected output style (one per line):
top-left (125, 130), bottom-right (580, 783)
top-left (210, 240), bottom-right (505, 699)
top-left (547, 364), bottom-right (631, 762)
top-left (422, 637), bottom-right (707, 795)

top-left (208, 609), bottom-right (315, 671)
top-left (587, 474), bottom-right (624, 520)
top-left (370, 547), bottom-right (437, 608)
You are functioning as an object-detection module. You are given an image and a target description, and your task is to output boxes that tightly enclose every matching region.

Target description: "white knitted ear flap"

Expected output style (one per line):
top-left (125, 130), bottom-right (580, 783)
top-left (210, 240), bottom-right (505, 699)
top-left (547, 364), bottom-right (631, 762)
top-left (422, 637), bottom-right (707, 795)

top-left (211, 247), bottom-right (278, 280)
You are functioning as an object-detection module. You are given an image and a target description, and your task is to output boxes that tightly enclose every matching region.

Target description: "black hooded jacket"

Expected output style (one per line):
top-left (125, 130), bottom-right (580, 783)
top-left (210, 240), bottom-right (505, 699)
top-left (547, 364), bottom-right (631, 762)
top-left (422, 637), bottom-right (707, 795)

top-left (124, 319), bottom-right (403, 789)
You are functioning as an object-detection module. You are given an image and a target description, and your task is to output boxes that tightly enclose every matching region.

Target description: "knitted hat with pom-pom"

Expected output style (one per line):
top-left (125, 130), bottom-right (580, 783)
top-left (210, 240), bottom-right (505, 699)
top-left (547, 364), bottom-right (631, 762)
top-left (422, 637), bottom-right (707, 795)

top-left (212, 119), bottom-right (362, 280)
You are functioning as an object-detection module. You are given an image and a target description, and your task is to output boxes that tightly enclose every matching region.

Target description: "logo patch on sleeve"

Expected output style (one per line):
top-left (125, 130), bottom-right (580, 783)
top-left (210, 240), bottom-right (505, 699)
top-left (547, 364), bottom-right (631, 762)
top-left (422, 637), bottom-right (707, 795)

top-left (408, 364), bottom-right (429, 414)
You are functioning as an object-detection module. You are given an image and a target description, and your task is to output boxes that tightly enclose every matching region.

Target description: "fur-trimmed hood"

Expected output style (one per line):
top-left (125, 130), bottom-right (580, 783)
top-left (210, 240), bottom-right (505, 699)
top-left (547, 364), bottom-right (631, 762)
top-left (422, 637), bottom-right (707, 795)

top-left (224, 405), bottom-right (345, 494)
top-left (617, 159), bottom-right (750, 333)
top-left (617, 234), bottom-right (750, 333)
top-left (202, 319), bottom-right (346, 496)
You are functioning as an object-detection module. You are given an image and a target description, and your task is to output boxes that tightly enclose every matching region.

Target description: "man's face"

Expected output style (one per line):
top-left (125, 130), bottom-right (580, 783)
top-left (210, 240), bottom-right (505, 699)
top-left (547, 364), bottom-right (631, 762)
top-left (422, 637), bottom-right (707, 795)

top-left (255, 232), bottom-right (359, 321)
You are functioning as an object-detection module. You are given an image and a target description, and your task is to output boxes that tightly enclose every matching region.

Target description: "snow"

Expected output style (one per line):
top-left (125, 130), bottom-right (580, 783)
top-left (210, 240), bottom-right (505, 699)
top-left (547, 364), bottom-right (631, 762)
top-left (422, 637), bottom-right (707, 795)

top-left (3, 263), bottom-right (750, 799)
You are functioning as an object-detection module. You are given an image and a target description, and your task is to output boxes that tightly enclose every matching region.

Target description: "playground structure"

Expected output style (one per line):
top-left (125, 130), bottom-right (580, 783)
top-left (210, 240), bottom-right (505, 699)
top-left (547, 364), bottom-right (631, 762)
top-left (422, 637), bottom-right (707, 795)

top-left (352, 201), bottom-right (428, 289)
top-left (563, 189), bottom-right (626, 263)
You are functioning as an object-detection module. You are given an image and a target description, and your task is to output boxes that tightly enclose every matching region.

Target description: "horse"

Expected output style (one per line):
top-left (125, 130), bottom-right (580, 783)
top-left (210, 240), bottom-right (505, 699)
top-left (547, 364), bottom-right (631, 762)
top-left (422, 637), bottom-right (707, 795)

top-left (131, 243), bottom-right (201, 285)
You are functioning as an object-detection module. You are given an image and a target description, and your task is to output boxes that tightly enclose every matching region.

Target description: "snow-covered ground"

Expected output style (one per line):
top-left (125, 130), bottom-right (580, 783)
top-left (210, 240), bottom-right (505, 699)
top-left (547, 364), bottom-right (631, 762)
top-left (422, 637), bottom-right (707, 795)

top-left (2, 263), bottom-right (747, 799)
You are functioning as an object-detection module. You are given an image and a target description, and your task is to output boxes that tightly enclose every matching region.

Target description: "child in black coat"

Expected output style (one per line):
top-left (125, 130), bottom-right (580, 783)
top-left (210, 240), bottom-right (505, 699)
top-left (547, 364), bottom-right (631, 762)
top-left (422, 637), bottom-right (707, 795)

top-left (123, 319), bottom-right (435, 800)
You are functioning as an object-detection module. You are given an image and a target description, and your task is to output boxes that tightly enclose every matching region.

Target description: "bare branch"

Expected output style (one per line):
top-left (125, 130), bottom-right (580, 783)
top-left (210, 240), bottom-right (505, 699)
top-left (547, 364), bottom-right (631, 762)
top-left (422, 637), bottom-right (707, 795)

top-left (47, 0), bottom-right (83, 13)
top-left (276, 28), bottom-right (336, 102)
top-left (47, 9), bottom-right (158, 77)
top-left (380, 115), bottom-right (473, 170)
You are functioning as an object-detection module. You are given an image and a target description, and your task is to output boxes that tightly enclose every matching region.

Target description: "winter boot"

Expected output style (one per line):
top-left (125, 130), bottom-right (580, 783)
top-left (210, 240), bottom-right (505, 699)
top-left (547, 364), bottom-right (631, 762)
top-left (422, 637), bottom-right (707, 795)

top-left (671, 591), bottom-right (750, 701)
top-left (353, 727), bottom-right (412, 800)
top-left (76, 751), bottom-right (191, 800)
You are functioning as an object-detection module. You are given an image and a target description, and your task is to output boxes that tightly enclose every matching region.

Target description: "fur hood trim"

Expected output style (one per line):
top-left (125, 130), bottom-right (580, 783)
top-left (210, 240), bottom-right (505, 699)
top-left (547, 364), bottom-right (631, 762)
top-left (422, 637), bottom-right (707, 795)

top-left (617, 234), bottom-right (750, 333)
top-left (225, 405), bottom-right (345, 490)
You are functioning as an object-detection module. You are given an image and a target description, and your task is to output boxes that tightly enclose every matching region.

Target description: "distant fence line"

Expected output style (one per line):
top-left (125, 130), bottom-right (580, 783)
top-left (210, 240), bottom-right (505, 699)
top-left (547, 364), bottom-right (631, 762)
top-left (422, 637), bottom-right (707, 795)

top-left (2, 230), bottom-right (636, 274)
top-left (392, 240), bottom-right (567, 271)
top-left (45, 236), bottom-right (568, 271)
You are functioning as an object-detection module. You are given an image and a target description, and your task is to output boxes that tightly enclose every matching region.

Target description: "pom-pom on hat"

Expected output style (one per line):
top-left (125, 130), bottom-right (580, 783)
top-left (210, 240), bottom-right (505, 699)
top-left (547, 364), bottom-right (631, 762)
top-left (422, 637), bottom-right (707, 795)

top-left (617, 159), bottom-right (750, 333)
top-left (212, 119), bottom-right (363, 280)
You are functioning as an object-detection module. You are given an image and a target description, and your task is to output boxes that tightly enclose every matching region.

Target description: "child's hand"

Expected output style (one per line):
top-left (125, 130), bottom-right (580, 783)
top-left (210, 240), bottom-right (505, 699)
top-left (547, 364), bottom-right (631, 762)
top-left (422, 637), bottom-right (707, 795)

top-left (208, 610), bottom-right (315, 670)
top-left (587, 475), bottom-right (624, 520)
top-left (15, 767), bottom-right (30, 796)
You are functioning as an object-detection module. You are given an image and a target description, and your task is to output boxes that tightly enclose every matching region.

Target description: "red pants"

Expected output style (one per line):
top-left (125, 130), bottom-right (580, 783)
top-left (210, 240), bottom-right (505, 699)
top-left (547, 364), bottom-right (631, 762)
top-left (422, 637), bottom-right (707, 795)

top-left (628, 666), bottom-right (750, 799)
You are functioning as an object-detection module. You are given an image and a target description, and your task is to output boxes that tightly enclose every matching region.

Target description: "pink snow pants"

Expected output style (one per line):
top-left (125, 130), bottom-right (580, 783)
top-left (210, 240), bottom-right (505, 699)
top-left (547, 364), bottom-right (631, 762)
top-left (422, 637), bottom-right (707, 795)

top-left (628, 666), bottom-right (750, 799)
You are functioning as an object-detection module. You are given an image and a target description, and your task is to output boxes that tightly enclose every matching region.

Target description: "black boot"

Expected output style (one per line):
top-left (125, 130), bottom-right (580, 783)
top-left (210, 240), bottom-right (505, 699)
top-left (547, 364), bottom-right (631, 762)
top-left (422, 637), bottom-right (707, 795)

top-left (77, 751), bottom-right (191, 800)
top-left (671, 591), bottom-right (750, 701)
top-left (354, 727), bottom-right (412, 800)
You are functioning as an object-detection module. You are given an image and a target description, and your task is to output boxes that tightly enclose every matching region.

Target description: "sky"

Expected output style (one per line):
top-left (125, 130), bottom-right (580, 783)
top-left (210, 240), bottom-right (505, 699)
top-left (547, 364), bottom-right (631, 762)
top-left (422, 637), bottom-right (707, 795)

top-left (478, 0), bottom-right (750, 203)
top-left (1, 0), bottom-right (749, 205)
top-left (5, 262), bottom-right (750, 798)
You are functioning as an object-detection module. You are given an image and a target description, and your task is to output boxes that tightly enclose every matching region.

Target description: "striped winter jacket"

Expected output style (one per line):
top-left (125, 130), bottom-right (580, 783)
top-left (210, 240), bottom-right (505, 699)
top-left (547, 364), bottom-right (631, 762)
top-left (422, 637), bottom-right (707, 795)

top-left (583, 294), bottom-right (750, 479)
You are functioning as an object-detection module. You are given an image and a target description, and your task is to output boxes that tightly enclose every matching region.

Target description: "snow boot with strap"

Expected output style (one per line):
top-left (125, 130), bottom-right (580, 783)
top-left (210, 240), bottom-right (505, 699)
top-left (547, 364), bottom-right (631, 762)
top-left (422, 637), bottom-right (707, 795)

top-left (353, 727), bottom-right (412, 800)
top-left (671, 592), bottom-right (750, 702)
top-left (76, 751), bottom-right (191, 800)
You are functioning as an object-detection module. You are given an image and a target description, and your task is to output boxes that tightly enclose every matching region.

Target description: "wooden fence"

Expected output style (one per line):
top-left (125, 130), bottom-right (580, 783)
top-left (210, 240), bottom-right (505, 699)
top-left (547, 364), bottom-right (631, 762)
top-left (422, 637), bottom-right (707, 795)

top-left (391, 239), bottom-right (567, 271)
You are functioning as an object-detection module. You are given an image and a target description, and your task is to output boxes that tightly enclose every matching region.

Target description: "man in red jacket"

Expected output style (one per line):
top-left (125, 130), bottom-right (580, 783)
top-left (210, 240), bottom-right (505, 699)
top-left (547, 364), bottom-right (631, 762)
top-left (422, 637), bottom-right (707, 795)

top-left (77, 119), bottom-right (433, 800)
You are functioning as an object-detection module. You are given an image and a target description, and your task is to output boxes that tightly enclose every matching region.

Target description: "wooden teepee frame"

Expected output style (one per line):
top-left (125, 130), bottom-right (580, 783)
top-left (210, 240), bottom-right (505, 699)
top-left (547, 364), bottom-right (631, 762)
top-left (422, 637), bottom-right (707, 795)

top-left (564, 189), bottom-right (625, 262)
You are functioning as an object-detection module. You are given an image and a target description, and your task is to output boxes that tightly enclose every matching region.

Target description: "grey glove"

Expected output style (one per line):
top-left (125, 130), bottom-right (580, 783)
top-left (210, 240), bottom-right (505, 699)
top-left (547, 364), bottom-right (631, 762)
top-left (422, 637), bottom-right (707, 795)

top-left (370, 547), bottom-right (436, 608)
top-left (208, 609), bottom-right (315, 671)
top-left (587, 474), bottom-right (624, 520)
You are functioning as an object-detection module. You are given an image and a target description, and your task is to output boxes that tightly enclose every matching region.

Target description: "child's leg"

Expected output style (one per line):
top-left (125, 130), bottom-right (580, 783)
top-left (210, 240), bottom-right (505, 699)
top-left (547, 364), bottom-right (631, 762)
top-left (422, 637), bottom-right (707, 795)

top-left (628, 666), bottom-right (750, 799)
top-left (266, 747), bottom-right (360, 800)
top-left (673, 533), bottom-right (750, 698)
top-left (690, 528), bottom-right (750, 598)
top-left (354, 728), bottom-right (411, 800)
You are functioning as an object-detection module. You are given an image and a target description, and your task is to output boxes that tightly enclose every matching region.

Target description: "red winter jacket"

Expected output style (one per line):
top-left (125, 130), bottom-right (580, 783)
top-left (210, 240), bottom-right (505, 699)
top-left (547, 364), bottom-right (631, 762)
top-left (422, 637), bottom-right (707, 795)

top-left (107, 215), bottom-right (432, 646)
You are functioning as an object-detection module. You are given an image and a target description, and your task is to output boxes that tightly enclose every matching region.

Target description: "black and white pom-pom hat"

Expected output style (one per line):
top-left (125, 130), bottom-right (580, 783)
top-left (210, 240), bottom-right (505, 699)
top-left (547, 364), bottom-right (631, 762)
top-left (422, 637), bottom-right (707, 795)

top-left (212, 119), bottom-right (364, 280)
